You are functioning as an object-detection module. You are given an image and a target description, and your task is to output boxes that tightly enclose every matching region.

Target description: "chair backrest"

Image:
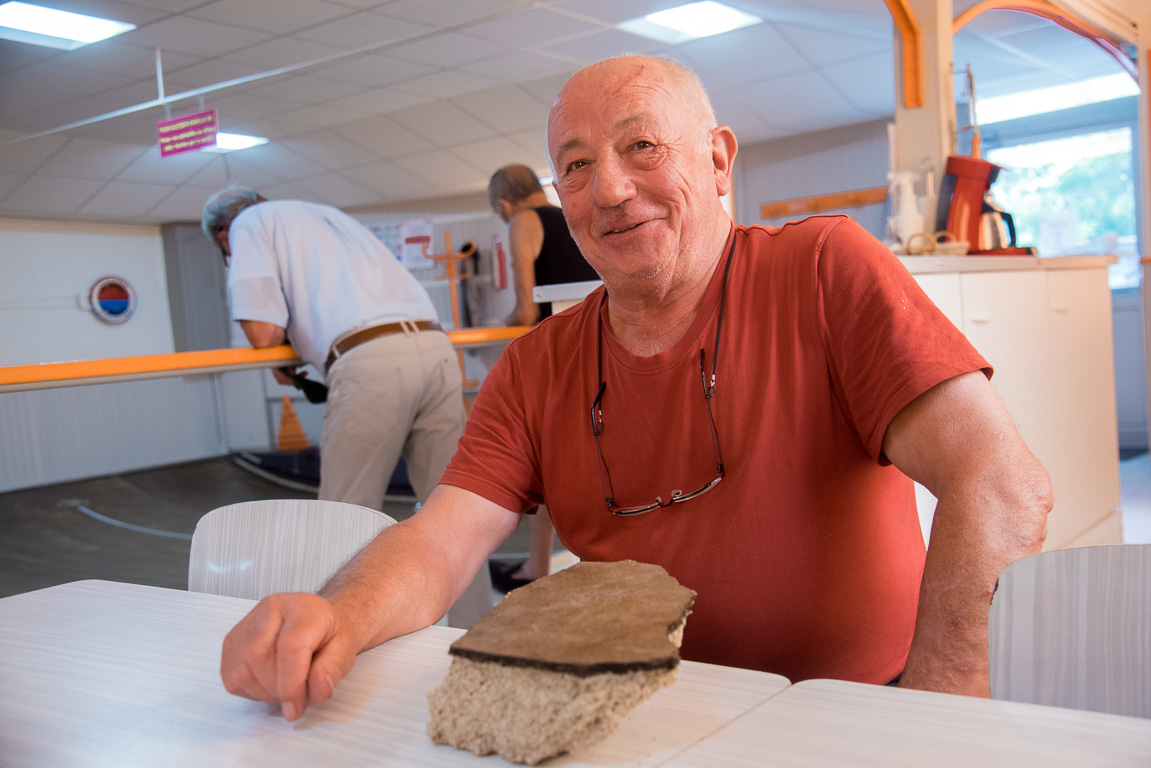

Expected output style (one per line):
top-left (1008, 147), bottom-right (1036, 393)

top-left (188, 499), bottom-right (397, 600)
top-left (988, 543), bottom-right (1151, 718)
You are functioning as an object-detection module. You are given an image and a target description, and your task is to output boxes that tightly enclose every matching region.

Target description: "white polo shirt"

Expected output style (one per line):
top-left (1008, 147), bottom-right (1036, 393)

top-left (226, 200), bottom-right (439, 371)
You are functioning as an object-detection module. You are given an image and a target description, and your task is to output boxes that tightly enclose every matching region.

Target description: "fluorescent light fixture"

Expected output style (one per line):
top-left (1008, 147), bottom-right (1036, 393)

top-left (201, 132), bottom-right (269, 154)
top-left (0, 1), bottom-right (135, 50)
top-left (973, 72), bottom-right (1140, 125)
top-left (618, 1), bottom-right (761, 44)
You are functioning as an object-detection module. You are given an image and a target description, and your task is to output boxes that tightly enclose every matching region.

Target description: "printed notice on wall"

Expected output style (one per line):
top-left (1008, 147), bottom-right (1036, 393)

top-left (158, 110), bottom-right (217, 157)
top-left (399, 218), bottom-right (434, 270)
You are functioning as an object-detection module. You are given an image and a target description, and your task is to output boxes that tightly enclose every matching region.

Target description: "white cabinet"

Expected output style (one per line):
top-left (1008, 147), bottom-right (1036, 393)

top-left (906, 257), bottom-right (1121, 550)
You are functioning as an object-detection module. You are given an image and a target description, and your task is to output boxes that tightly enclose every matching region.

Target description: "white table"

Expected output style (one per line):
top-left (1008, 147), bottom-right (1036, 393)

top-left (0, 580), bottom-right (789, 767)
top-left (664, 678), bottom-right (1151, 767)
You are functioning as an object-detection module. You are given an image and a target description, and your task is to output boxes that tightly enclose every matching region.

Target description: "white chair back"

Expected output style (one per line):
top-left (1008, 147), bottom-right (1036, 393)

top-left (188, 499), bottom-right (396, 600)
top-left (988, 544), bottom-right (1151, 718)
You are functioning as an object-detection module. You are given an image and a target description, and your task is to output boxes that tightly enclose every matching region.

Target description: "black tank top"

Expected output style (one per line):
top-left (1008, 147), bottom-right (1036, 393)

top-left (533, 206), bottom-right (599, 319)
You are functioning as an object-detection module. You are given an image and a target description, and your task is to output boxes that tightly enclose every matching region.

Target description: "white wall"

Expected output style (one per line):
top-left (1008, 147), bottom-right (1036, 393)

top-left (0, 219), bottom-right (228, 492)
top-left (0, 219), bottom-right (174, 365)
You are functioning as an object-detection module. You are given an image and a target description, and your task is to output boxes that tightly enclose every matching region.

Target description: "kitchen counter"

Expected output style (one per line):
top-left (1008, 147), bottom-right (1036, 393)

top-left (898, 254), bottom-right (1117, 274)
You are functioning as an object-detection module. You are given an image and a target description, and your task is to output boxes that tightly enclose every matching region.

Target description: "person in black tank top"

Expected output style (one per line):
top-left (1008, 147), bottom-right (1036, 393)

top-left (488, 164), bottom-right (599, 326)
top-left (486, 164), bottom-right (600, 593)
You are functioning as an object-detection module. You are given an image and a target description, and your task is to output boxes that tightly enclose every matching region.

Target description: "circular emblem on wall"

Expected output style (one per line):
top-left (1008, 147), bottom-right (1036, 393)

top-left (89, 276), bottom-right (137, 325)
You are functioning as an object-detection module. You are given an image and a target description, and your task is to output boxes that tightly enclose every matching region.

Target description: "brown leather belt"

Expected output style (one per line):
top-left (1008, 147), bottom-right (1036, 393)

top-left (325, 320), bottom-right (443, 372)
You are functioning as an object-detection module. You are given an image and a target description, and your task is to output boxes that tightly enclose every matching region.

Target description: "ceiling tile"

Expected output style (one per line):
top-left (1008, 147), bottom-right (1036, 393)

top-left (292, 11), bottom-right (432, 48)
top-left (323, 88), bottom-right (434, 115)
top-left (677, 24), bottom-right (810, 86)
top-left (290, 172), bottom-right (380, 207)
top-left (462, 7), bottom-right (604, 47)
top-left (8, 64), bottom-right (137, 97)
top-left (448, 136), bottom-right (544, 174)
top-left (962, 9), bottom-right (1054, 37)
top-left (0, 40), bottom-right (60, 73)
top-left (115, 146), bottom-right (217, 184)
top-left (122, 16), bottom-right (274, 58)
top-left (242, 75), bottom-right (367, 105)
top-left (819, 53), bottom-right (896, 116)
top-left (550, 0), bottom-right (679, 25)
top-left (342, 160), bottom-right (438, 200)
top-left (324, 0), bottom-right (396, 9)
top-left (0, 135), bottom-right (69, 174)
top-left (39, 0), bottom-right (170, 26)
top-left (458, 49), bottom-right (577, 84)
top-left (506, 127), bottom-right (549, 158)
top-left (385, 32), bottom-right (506, 68)
top-left (309, 54), bottom-right (435, 88)
top-left (164, 60), bottom-right (265, 90)
top-left (181, 159), bottom-right (233, 191)
top-left (139, 184), bottom-right (212, 222)
top-left (379, 0), bottom-right (526, 28)
top-left (0, 171), bottom-right (28, 201)
top-left (273, 103), bottom-right (377, 132)
top-left (387, 100), bottom-right (497, 148)
top-left (1, 175), bottom-right (105, 216)
top-left (330, 114), bottom-right (435, 158)
top-left (540, 28), bottom-right (668, 63)
top-left (62, 42), bottom-right (201, 80)
top-left (391, 149), bottom-right (487, 191)
top-left (706, 85), bottom-right (778, 146)
top-left (217, 154), bottom-right (290, 188)
top-left (516, 72), bottom-right (574, 106)
top-left (388, 70), bottom-right (499, 100)
top-left (37, 138), bottom-right (149, 179)
top-left (0, 86), bottom-right (78, 119)
top-left (220, 143), bottom-right (328, 180)
top-left (219, 37), bottom-right (345, 70)
top-left (451, 84), bottom-right (549, 134)
top-left (113, 0), bottom-right (213, 11)
top-left (189, 0), bottom-right (354, 35)
top-left (775, 22), bottom-right (892, 67)
top-left (743, 70), bottom-right (867, 134)
top-left (277, 131), bottom-right (381, 169)
top-left (79, 181), bottom-right (177, 218)
top-left (210, 92), bottom-right (299, 123)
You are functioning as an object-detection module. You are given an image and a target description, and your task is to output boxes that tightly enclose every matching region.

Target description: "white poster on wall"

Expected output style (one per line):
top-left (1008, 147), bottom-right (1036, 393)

top-left (399, 218), bottom-right (434, 270)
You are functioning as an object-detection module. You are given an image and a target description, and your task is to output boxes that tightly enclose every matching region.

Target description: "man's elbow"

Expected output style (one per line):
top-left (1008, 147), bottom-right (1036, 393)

top-left (1013, 458), bottom-right (1054, 553)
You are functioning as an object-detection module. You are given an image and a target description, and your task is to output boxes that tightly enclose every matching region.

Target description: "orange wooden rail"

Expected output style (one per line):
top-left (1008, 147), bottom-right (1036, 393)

top-left (0, 326), bottom-right (531, 394)
top-left (761, 186), bottom-right (889, 220)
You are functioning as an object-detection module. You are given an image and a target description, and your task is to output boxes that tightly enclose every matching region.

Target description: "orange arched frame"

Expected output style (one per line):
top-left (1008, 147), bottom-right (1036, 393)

top-left (953, 0), bottom-right (1137, 81)
top-left (884, 0), bottom-right (924, 110)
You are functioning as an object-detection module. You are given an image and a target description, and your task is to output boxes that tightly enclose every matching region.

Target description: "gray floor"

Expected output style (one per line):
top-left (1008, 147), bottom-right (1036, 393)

top-left (0, 456), bottom-right (537, 599)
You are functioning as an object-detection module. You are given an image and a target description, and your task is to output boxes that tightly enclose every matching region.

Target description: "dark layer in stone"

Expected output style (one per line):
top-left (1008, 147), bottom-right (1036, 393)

top-left (449, 560), bottom-right (696, 677)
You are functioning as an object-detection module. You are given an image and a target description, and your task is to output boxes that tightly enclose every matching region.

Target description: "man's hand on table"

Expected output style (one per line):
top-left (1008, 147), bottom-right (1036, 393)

top-left (220, 593), bottom-right (356, 721)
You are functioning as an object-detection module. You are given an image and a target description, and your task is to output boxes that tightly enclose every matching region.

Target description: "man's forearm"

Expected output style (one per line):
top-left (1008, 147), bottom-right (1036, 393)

top-left (901, 468), bottom-right (1050, 695)
top-left (319, 485), bottom-right (518, 654)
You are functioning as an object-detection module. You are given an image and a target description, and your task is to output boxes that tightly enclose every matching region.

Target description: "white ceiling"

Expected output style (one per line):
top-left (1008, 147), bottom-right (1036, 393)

top-left (0, 0), bottom-right (1140, 224)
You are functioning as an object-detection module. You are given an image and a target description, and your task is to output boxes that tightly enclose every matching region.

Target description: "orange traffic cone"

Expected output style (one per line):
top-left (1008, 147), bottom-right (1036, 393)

top-left (276, 396), bottom-right (310, 452)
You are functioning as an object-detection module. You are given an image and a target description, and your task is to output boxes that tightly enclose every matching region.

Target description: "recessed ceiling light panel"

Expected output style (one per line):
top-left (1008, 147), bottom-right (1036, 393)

top-left (201, 133), bottom-right (269, 154)
top-left (618, 1), bottom-right (762, 44)
top-left (0, 1), bottom-right (135, 50)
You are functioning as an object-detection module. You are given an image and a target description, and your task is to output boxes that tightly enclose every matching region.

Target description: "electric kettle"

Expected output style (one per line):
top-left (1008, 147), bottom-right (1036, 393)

top-left (979, 193), bottom-right (1017, 251)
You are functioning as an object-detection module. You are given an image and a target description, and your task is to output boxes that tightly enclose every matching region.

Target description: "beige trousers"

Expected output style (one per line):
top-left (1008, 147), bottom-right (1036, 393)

top-left (319, 328), bottom-right (492, 628)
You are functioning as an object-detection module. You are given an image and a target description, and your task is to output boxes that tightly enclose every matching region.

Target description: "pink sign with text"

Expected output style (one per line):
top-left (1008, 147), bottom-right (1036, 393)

top-left (157, 110), bottom-right (217, 157)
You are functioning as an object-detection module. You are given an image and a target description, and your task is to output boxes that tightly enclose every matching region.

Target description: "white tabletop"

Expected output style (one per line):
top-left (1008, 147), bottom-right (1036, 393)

top-left (664, 678), bottom-right (1151, 767)
top-left (0, 580), bottom-right (790, 768)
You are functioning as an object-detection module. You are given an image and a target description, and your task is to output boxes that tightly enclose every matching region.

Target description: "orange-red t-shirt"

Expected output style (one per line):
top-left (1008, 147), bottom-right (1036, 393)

top-left (442, 216), bottom-right (990, 683)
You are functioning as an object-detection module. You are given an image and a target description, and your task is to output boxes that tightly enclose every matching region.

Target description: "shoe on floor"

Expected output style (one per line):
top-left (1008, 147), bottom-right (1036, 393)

top-left (488, 559), bottom-right (536, 594)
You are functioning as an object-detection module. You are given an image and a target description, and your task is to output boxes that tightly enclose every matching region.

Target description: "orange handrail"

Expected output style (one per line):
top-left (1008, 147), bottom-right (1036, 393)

top-left (0, 326), bottom-right (531, 393)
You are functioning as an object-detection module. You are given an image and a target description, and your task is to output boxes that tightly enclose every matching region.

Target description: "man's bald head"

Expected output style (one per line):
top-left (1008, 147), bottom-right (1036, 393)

top-left (546, 55), bottom-right (717, 171)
